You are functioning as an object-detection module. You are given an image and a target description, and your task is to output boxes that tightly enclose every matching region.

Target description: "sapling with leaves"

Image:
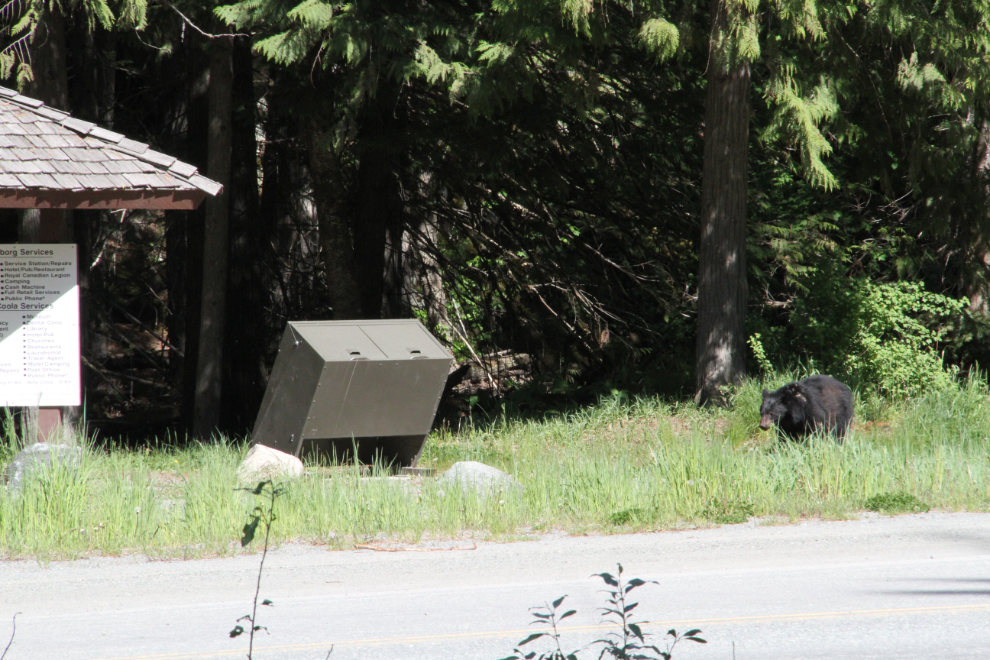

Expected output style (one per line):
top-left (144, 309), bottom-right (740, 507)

top-left (500, 564), bottom-right (705, 660)
top-left (592, 564), bottom-right (705, 660)
top-left (499, 595), bottom-right (580, 660)
top-left (229, 480), bottom-right (285, 660)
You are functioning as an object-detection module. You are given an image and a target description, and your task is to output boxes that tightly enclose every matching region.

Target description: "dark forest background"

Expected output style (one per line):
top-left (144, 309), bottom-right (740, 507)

top-left (4, 0), bottom-right (990, 440)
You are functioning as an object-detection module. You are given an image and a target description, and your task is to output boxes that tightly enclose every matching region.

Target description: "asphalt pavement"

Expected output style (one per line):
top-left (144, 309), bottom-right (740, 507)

top-left (3, 512), bottom-right (990, 659)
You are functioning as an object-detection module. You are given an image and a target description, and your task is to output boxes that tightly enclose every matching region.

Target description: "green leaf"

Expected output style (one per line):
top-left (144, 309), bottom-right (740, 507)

top-left (638, 18), bottom-right (679, 62)
top-left (594, 572), bottom-right (618, 587)
top-left (241, 518), bottom-right (260, 547)
top-left (517, 632), bottom-right (547, 646)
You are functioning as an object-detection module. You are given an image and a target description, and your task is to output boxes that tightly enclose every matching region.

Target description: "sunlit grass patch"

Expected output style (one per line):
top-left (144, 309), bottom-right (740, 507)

top-left (1, 374), bottom-right (990, 559)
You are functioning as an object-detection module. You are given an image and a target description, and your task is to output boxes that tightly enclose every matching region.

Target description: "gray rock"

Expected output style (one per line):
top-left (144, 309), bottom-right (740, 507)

top-left (438, 461), bottom-right (523, 499)
top-left (6, 443), bottom-right (83, 492)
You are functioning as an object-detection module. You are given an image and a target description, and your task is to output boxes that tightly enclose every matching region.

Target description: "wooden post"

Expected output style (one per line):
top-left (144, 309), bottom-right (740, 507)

top-left (32, 208), bottom-right (70, 443)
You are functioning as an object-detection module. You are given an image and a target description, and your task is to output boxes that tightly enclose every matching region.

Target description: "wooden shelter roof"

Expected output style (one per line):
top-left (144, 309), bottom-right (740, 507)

top-left (0, 85), bottom-right (221, 210)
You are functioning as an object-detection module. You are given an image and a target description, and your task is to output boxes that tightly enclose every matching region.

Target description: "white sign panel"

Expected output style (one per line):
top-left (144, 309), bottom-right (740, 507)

top-left (0, 244), bottom-right (80, 406)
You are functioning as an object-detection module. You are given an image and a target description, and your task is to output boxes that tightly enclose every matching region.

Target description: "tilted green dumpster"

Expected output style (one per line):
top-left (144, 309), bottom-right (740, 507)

top-left (251, 320), bottom-right (453, 467)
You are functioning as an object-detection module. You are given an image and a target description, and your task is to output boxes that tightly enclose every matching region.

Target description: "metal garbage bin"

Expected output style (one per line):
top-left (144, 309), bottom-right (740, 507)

top-left (250, 319), bottom-right (453, 467)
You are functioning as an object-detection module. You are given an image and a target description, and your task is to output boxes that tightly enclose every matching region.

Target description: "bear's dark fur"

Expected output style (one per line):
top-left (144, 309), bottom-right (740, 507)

top-left (760, 375), bottom-right (854, 440)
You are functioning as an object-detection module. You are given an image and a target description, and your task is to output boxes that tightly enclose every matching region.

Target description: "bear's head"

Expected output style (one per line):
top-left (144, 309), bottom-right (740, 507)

top-left (760, 383), bottom-right (804, 430)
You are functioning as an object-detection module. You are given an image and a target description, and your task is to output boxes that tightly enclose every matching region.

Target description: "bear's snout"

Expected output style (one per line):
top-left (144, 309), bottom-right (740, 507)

top-left (759, 414), bottom-right (773, 430)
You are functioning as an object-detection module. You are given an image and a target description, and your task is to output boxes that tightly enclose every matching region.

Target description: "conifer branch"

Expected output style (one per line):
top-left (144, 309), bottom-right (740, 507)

top-left (154, 0), bottom-right (250, 39)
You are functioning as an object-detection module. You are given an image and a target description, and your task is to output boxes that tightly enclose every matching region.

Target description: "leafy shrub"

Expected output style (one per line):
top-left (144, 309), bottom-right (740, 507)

top-left (699, 498), bottom-right (755, 524)
top-left (754, 258), bottom-right (965, 397)
top-left (864, 492), bottom-right (930, 514)
top-left (608, 507), bottom-right (656, 526)
top-left (844, 282), bottom-right (963, 397)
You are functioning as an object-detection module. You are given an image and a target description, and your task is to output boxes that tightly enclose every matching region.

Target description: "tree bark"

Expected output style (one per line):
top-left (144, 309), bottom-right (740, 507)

top-left (168, 39), bottom-right (210, 422)
top-left (353, 90), bottom-right (403, 319)
top-left (353, 147), bottom-right (401, 318)
top-left (383, 206), bottom-right (410, 318)
top-left (67, 10), bottom-right (116, 418)
top-left (695, 0), bottom-right (752, 406)
top-left (67, 11), bottom-right (115, 125)
top-left (25, 6), bottom-right (69, 110)
top-left (21, 5), bottom-right (70, 242)
top-left (967, 121), bottom-right (990, 316)
top-left (306, 117), bottom-right (363, 320)
top-left (192, 36), bottom-right (234, 439)
top-left (222, 36), bottom-right (266, 433)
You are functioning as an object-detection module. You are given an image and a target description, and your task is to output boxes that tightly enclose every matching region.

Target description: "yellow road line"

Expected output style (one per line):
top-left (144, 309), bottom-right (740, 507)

top-left (93, 603), bottom-right (990, 660)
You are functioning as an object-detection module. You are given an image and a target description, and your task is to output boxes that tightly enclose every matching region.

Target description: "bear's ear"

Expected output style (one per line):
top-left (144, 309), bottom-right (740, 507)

top-left (762, 388), bottom-right (769, 397)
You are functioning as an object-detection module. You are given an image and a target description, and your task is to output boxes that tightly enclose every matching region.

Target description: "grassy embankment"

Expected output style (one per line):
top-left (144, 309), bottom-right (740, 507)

top-left (1, 374), bottom-right (989, 559)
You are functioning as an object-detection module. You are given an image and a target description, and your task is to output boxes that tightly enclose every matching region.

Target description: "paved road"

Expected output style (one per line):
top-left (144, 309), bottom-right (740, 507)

top-left (3, 513), bottom-right (990, 659)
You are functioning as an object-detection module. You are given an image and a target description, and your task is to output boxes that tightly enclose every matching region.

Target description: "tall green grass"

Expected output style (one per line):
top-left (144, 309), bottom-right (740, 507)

top-left (2, 374), bottom-right (990, 559)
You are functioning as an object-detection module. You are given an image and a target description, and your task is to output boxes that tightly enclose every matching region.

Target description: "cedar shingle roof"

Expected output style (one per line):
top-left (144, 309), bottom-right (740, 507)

top-left (0, 85), bottom-right (221, 207)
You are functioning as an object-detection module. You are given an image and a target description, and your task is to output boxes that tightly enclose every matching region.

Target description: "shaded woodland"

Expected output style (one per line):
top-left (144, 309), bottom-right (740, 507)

top-left (3, 0), bottom-right (990, 440)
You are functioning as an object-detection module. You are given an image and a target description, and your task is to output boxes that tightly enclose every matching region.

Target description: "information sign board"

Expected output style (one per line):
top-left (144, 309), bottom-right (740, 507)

top-left (0, 244), bottom-right (80, 406)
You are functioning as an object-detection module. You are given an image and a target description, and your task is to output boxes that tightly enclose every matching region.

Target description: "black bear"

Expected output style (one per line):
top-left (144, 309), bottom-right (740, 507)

top-left (759, 375), bottom-right (854, 440)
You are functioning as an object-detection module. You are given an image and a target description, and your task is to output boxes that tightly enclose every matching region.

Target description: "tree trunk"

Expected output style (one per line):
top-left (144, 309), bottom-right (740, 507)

top-left (695, 0), bottom-right (752, 406)
top-left (222, 36), bottom-right (266, 433)
top-left (967, 121), bottom-right (990, 316)
top-left (383, 207), bottom-right (410, 318)
top-left (67, 10), bottom-right (116, 421)
top-left (25, 6), bottom-right (69, 110)
top-left (353, 91), bottom-right (403, 319)
top-left (21, 4), bottom-right (70, 241)
top-left (21, 6), bottom-right (73, 434)
top-left (192, 36), bottom-right (234, 439)
top-left (67, 11), bottom-right (115, 125)
top-left (306, 117), bottom-right (363, 320)
top-left (353, 147), bottom-right (401, 318)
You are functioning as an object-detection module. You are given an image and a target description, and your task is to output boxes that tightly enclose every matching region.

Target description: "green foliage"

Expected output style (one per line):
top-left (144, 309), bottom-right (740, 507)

top-left (500, 565), bottom-right (705, 660)
top-left (608, 507), bottom-right (656, 526)
top-left (864, 492), bottom-right (930, 515)
top-left (748, 334), bottom-right (774, 375)
top-left (699, 498), bottom-right (754, 524)
top-left (846, 281), bottom-right (964, 397)
top-left (638, 18), bottom-right (679, 61)
top-left (0, 0), bottom-right (115, 82)
top-left (755, 256), bottom-right (966, 397)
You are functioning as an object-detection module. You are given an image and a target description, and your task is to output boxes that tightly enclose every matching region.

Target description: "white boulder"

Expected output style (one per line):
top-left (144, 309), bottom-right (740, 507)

top-left (237, 444), bottom-right (304, 484)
